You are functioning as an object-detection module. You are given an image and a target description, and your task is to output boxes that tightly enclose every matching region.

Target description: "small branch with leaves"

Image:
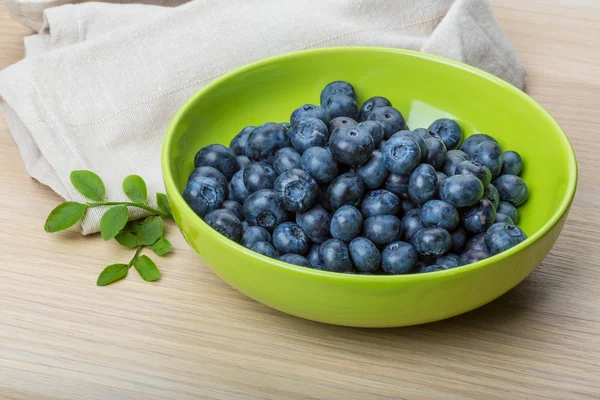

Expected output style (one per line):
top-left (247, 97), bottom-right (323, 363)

top-left (44, 170), bottom-right (173, 286)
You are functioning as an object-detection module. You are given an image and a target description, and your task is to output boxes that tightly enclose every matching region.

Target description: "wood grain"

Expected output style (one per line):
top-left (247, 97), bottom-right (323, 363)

top-left (1, 2), bottom-right (599, 399)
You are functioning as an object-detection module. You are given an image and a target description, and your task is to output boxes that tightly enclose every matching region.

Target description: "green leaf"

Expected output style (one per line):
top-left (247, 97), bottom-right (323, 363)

top-left (122, 220), bottom-right (143, 234)
top-left (137, 216), bottom-right (163, 245)
top-left (70, 170), bottom-right (105, 201)
top-left (97, 263), bottom-right (128, 286)
top-left (100, 206), bottom-right (129, 241)
top-left (134, 255), bottom-right (160, 282)
top-left (123, 175), bottom-right (147, 203)
top-left (149, 236), bottom-right (172, 256)
top-left (156, 193), bottom-right (171, 216)
top-left (44, 202), bottom-right (87, 233)
top-left (114, 231), bottom-right (138, 248)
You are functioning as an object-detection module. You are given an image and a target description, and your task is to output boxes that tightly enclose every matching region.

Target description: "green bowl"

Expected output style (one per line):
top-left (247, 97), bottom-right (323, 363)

top-left (162, 47), bottom-right (577, 327)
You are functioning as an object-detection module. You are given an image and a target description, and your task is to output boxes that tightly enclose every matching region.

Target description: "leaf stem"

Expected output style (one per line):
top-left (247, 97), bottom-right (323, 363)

top-left (128, 246), bottom-right (144, 268)
top-left (86, 201), bottom-right (170, 218)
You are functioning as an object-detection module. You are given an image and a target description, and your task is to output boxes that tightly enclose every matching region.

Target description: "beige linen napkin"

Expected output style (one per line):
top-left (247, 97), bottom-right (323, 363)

top-left (0, 0), bottom-right (525, 234)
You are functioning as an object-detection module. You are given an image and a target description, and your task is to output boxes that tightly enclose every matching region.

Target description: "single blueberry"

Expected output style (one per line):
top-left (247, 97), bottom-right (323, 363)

top-left (367, 106), bottom-right (408, 139)
top-left (204, 209), bottom-right (243, 243)
top-left (381, 241), bottom-right (417, 274)
top-left (194, 144), bottom-right (239, 180)
top-left (290, 104), bottom-right (329, 126)
top-left (359, 96), bottom-right (392, 121)
top-left (384, 173), bottom-right (410, 198)
top-left (420, 264), bottom-right (448, 273)
top-left (229, 126), bottom-right (255, 156)
top-left (391, 130), bottom-right (429, 162)
top-left (421, 200), bottom-right (460, 231)
top-left (228, 169), bottom-right (249, 203)
top-left (242, 226), bottom-right (271, 248)
top-left (437, 253), bottom-right (461, 269)
top-left (495, 213), bottom-right (514, 224)
top-left (243, 162), bottom-right (278, 193)
top-left (296, 205), bottom-right (331, 244)
top-left (357, 151), bottom-right (389, 189)
top-left (465, 232), bottom-right (488, 252)
top-left (402, 208), bottom-right (425, 243)
top-left (382, 135), bottom-right (421, 175)
top-left (272, 222), bottom-right (309, 255)
top-left (322, 95), bottom-right (359, 121)
top-left (183, 175), bottom-right (225, 217)
top-left (245, 122), bottom-right (290, 162)
top-left (306, 244), bottom-right (321, 268)
top-left (497, 201), bottom-right (519, 224)
top-left (279, 254), bottom-right (311, 268)
top-left (439, 174), bottom-right (484, 208)
top-left (472, 141), bottom-right (504, 179)
top-left (320, 81), bottom-right (357, 104)
top-left (456, 161), bottom-right (492, 187)
top-left (243, 189), bottom-right (289, 231)
top-left (400, 199), bottom-right (418, 214)
top-left (363, 215), bottom-right (403, 247)
top-left (273, 147), bottom-right (302, 175)
top-left (501, 150), bottom-right (523, 176)
top-left (493, 174), bottom-right (529, 207)
top-left (442, 155), bottom-right (466, 176)
top-left (483, 184), bottom-right (500, 209)
top-left (330, 205), bottom-right (363, 242)
top-left (459, 249), bottom-right (491, 265)
top-left (329, 125), bottom-right (375, 167)
top-left (250, 241), bottom-right (278, 258)
top-left (450, 226), bottom-right (467, 253)
top-left (485, 222), bottom-right (528, 255)
top-left (236, 155), bottom-right (251, 169)
top-left (413, 227), bottom-right (452, 257)
top-left (349, 237), bottom-right (381, 273)
top-left (289, 118), bottom-right (329, 153)
top-left (274, 168), bottom-right (319, 212)
top-left (428, 118), bottom-right (463, 150)
top-left (408, 164), bottom-right (437, 205)
top-left (301, 147), bottom-right (339, 185)
top-left (329, 116), bottom-right (358, 132)
top-left (462, 199), bottom-right (497, 234)
top-left (221, 200), bottom-right (244, 221)
top-left (425, 137), bottom-right (447, 170)
top-left (318, 239), bottom-right (353, 272)
top-left (361, 190), bottom-right (401, 218)
top-left (327, 173), bottom-right (365, 210)
top-left (188, 166), bottom-right (228, 197)
top-left (357, 120), bottom-right (385, 147)
top-left (460, 133), bottom-right (498, 158)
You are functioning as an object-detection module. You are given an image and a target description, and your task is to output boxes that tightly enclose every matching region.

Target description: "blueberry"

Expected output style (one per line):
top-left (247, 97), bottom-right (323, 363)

top-left (245, 122), bottom-right (290, 162)
top-left (188, 166), bottom-right (228, 197)
top-left (202, 209), bottom-right (242, 244)
top-left (473, 141), bottom-right (504, 179)
top-left (392, 130), bottom-right (429, 162)
top-left (301, 147), bottom-right (339, 185)
top-left (456, 161), bottom-right (492, 186)
top-left (242, 226), bottom-right (271, 248)
top-left (274, 168), bottom-right (319, 212)
top-left (330, 205), bottom-right (363, 242)
top-left (329, 116), bottom-right (358, 132)
top-left (367, 106), bottom-right (408, 139)
top-left (421, 200), bottom-right (460, 231)
top-left (462, 199), bottom-right (496, 234)
top-left (236, 155), bottom-right (251, 169)
top-left (357, 121), bottom-right (385, 147)
top-left (384, 173), bottom-right (410, 198)
top-left (382, 135), bottom-right (421, 175)
top-left (290, 104), bottom-right (329, 126)
top-left (493, 174), bottom-right (529, 207)
top-left (439, 174), bottom-right (484, 208)
top-left (273, 147), bottom-right (302, 175)
top-left (281, 122), bottom-right (292, 131)
top-left (318, 239), bottom-right (353, 272)
top-left (323, 95), bottom-right (359, 121)
top-left (357, 151), bottom-right (389, 189)
top-left (296, 205), bottom-right (331, 244)
top-left (381, 241), bottom-right (417, 274)
top-left (459, 249), bottom-right (490, 265)
top-left (363, 215), bottom-right (402, 247)
top-left (243, 189), bottom-right (289, 231)
top-left (402, 208), bottom-right (425, 242)
top-left (483, 184), bottom-right (500, 209)
top-left (222, 200), bottom-right (244, 221)
top-left (420, 264), bottom-right (448, 273)
top-left (194, 144), bottom-right (239, 180)
top-left (378, 140), bottom-right (387, 152)
top-left (501, 150), bottom-right (523, 176)
top-left (400, 199), bottom-right (418, 214)
top-left (428, 118), bottom-right (462, 150)
top-left (250, 241), bottom-right (278, 258)
top-left (361, 190), bottom-right (401, 218)
top-left (415, 128), bottom-right (441, 140)
top-left (320, 81), bottom-right (357, 104)
top-left (413, 227), bottom-right (452, 257)
top-left (349, 237), bottom-right (381, 272)
top-left (460, 133), bottom-right (498, 158)
top-left (306, 244), bottom-right (321, 268)
top-left (183, 175), bottom-right (225, 217)
top-left (485, 222), bottom-right (527, 255)
top-left (450, 226), bottom-right (467, 253)
top-left (243, 162), bottom-right (277, 193)
top-left (289, 118), bottom-right (329, 153)
top-left (442, 155), bottom-right (465, 176)
top-left (272, 222), bottom-right (309, 255)
top-left (408, 164), bottom-right (437, 205)
top-left (497, 201), bottom-right (519, 224)
top-left (329, 126), bottom-right (375, 167)
top-left (425, 137), bottom-right (447, 170)
top-left (495, 213), bottom-right (514, 224)
top-left (228, 170), bottom-right (249, 203)
top-left (279, 254), bottom-right (311, 268)
top-left (229, 126), bottom-right (255, 156)
top-left (359, 96), bottom-right (392, 121)
top-left (437, 253), bottom-right (461, 269)
top-left (465, 232), bottom-right (488, 252)
top-left (327, 173), bottom-right (365, 210)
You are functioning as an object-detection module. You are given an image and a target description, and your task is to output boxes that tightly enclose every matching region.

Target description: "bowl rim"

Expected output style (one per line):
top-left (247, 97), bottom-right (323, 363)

top-left (162, 46), bottom-right (578, 283)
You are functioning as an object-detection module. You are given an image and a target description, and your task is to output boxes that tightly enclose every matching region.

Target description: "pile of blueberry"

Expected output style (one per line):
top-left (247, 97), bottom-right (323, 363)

top-left (183, 81), bottom-right (529, 274)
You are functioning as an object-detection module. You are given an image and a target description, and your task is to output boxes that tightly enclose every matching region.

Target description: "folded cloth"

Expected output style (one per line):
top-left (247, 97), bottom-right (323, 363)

top-left (0, 0), bottom-right (525, 234)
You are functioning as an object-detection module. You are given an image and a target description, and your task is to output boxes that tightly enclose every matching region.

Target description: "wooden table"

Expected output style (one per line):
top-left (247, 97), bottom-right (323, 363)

top-left (1, 2), bottom-right (599, 399)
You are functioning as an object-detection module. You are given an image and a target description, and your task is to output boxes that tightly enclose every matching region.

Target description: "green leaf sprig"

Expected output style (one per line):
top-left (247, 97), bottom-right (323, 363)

top-left (44, 170), bottom-right (173, 286)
